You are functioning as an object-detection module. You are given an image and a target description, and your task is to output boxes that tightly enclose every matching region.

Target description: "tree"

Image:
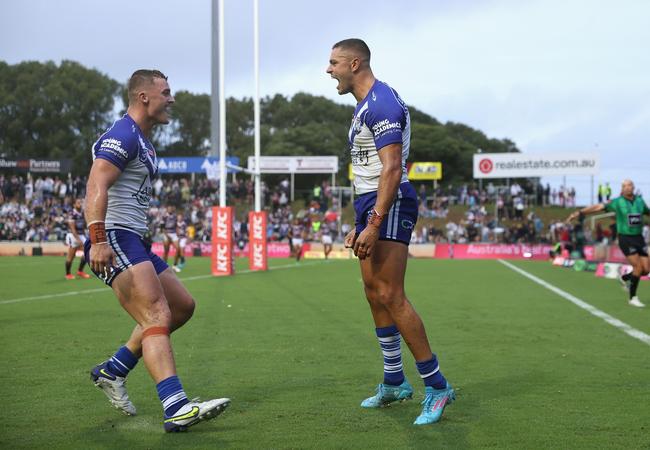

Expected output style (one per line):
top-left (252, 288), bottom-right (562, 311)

top-left (0, 59), bottom-right (520, 184)
top-left (163, 90), bottom-right (211, 156)
top-left (0, 60), bottom-right (120, 172)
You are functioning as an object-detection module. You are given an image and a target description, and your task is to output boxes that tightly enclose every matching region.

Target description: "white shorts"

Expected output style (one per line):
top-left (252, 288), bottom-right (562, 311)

top-left (321, 234), bottom-right (333, 245)
top-left (292, 238), bottom-right (303, 247)
top-left (179, 237), bottom-right (187, 248)
top-left (164, 232), bottom-right (179, 244)
top-left (65, 233), bottom-right (87, 248)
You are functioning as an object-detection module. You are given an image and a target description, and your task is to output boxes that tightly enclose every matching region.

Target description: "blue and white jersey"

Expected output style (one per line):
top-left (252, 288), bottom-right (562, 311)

top-left (348, 80), bottom-right (410, 195)
top-left (92, 114), bottom-right (158, 236)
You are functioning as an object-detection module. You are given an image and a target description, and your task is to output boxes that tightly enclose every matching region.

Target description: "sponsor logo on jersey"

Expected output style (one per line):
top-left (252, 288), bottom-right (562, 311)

top-left (628, 213), bottom-right (641, 226)
top-left (371, 119), bottom-right (401, 137)
top-left (100, 138), bottom-right (129, 159)
top-left (350, 148), bottom-right (369, 166)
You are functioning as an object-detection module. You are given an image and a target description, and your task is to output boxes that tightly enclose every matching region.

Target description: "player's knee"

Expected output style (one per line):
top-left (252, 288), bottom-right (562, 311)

top-left (369, 286), bottom-right (405, 309)
top-left (379, 292), bottom-right (406, 310)
top-left (176, 295), bottom-right (195, 324)
top-left (143, 296), bottom-right (172, 328)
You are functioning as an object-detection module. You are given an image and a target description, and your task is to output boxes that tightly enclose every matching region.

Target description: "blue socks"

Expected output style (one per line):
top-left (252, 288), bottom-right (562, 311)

top-left (156, 375), bottom-right (189, 417)
top-left (416, 355), bottom-right (447, 390)
top-left (106, 346), bottom-right (139, 377)
top-left (376, 325), bottom-right (405, 386)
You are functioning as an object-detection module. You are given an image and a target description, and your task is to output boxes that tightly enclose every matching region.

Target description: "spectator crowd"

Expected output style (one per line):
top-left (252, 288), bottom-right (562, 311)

top-left (2, 173), bottom-right (646, 250)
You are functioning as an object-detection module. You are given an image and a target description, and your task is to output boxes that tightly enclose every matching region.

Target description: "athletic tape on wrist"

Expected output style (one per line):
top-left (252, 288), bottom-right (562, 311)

top-left (89, 221), bottom-right (107, 244)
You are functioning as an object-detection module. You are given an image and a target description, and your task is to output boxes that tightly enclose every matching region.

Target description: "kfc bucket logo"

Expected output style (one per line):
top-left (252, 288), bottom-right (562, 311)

top-left (479, 158), bottom-right (493, 174)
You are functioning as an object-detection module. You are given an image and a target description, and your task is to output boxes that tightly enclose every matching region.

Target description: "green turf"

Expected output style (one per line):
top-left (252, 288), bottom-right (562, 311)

top-left (1, 256), bottom-right (649, 449)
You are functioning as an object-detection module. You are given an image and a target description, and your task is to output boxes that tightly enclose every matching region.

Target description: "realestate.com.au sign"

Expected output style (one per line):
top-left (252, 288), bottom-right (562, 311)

top-left (473, 153), bottom-right (599, 178)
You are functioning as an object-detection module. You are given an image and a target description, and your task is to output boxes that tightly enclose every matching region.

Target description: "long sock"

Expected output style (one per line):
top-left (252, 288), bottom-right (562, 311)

top-left (180, 255), bottom-right (185, 264)
top-left (622, 272), bottom-right (632, 281)
top-left (416, 355), bottom-right (447, 390)
top-left (106, 346), bottom-right (139, 377)
top-left (65, 260), bottom-right (72, 275)
top-left (376, 325), bottom-right (404, 386)
top-left (157, 375), bottom-right (189, 417)
top-left (78, 257), bottom-right (86, 272)
top-left (630, 275), bottom-right (640, 298)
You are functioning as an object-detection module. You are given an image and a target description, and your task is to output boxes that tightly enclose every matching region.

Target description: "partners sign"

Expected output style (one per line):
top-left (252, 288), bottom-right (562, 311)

top-left (473, 153), bottom-right (599, 178)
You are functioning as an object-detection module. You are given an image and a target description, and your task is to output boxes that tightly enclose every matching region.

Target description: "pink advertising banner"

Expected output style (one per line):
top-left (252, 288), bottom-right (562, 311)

top-left (434, 244), bottom-right (553, 260)
top-left (151, 241), bottom-right (293, 259)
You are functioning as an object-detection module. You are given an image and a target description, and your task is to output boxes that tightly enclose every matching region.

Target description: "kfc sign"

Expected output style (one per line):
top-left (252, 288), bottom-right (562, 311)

top-left (212, 206), bottom-right (234, 276)
top-left (248, 211), bottom-right (268, 271)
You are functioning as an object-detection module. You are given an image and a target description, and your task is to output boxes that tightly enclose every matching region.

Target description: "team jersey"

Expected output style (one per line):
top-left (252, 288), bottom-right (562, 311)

top-left (604, 195), bottom-right (649, 235)
top-left (177, 219), bottom-right (188, 238)
top-left (92, 114), bottom-right (158, 236)
top-left (68, 208), bottom-right (86, 234)
top-left (163, 213), bottom-right (177, 234)
top-left (290, 224), bottom-right (305, 239)
top-left (348, 80), bottom-right (410, 195)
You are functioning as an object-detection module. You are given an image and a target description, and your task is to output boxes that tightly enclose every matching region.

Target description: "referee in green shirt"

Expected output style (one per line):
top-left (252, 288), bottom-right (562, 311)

top-left (568, 180), bottom-right (649, 307)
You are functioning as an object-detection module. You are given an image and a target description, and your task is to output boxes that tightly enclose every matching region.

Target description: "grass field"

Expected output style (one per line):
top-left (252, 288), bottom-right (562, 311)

top-left (1, 256), bottom-right (649, 449)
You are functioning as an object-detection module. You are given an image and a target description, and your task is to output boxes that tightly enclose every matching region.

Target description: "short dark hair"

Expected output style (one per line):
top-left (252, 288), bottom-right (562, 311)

top-left (332, 38), bottom-right (371, 64)
top-left (127, 69), bottom-right (168, 104)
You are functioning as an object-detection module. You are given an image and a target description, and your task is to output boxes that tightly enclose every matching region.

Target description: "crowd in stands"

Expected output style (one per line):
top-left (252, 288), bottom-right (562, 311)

top-left (0, 173), bottom-right (340, 245)
top-left (2, 173), bottom-right (646, 248)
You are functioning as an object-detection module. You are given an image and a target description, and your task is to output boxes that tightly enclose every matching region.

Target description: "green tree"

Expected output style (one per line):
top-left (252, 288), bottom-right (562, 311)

top-left (163, 90), bottom-right (211, 156)
top-left (0, 60), bottom-right (120, 172)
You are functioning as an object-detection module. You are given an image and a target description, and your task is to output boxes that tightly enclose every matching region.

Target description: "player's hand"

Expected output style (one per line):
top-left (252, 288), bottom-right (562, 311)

top-left (89, 243), bottom-right (116, 279)
top-left (344, 229), bottom-right (357, 248)
top-left (353, 225), bottom-right (380, 260)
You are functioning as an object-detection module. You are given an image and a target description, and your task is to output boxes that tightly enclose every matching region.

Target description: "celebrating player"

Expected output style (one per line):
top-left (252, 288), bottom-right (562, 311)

top-left (327, 39), bottom-right (455, 425)
top-left (64, 198), bottom-right (91, 279)
top-left (567, 179), bottom-right (649, 307)
top-left (84, 69), bottom-right (229, 432)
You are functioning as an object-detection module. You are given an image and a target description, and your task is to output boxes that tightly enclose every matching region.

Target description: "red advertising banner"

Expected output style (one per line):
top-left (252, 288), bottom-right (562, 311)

top-left (248, 211), bottom-right (268, 271)
top-left (211, 206), bottom-right (234, 276)
top-left (434, 244), bottom-right (553, 260)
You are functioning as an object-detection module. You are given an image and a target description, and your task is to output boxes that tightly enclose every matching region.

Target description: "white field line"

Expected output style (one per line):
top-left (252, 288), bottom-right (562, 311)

top-left (0, 260), bottom-right (328, 306)
top-left (498, 259), bottom-right (650, 346)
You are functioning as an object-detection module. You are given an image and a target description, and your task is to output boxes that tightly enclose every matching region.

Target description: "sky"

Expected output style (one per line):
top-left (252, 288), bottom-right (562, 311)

top-left (1, 0), bottom-right (648, 205)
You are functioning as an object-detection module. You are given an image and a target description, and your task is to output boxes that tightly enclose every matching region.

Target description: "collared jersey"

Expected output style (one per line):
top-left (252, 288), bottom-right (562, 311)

top-left (604, 195), bottom-right (649, 235)
top-left (92, 114), bottom-right (158, 236)
top-left (348, 80), bottom-right (410, 195)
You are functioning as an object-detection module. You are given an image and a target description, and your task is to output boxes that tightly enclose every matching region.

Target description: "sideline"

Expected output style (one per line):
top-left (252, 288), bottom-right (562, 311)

top-left (498, 259), bottom-right (650, 347)
top-left (0, 260), bottom-right (330, 306)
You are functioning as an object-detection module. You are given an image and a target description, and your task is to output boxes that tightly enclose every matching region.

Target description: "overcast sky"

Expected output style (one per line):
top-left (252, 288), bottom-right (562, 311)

top-left (1, 0), bottom-right (648, 204)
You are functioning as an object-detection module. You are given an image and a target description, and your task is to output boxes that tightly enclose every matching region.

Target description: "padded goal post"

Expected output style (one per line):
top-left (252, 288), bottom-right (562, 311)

top-left (210, 206), bottom-right (268, 276)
